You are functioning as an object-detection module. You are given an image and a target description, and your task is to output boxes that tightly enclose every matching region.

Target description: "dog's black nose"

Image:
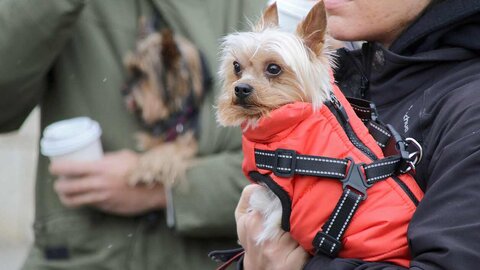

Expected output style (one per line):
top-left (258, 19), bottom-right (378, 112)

top-left (234, 83), bottom-right (253, 99)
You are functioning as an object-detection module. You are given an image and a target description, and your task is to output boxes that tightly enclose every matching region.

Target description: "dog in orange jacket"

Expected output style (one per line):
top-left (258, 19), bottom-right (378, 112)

top-left (216, 2), bottom-right (423, 267)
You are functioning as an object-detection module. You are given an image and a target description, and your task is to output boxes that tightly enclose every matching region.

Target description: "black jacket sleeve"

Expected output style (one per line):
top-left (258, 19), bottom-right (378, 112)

top-left (305, 80), bottom-right (480, 270)
top-left (304, 256), bottom-right (407, 270)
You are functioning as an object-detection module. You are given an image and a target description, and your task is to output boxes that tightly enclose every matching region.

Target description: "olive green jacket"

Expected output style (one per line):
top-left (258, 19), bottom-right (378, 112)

top-left (0, 0), bottom-right (266, 269)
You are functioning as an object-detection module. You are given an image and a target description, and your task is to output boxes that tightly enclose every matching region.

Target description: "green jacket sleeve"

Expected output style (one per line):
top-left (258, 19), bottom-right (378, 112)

top-left (0, 0), bottom-right (86, 132)
top-left (172, 151), bottom-right (246, 237)
top-left (153, 0), bottom-right (267, 237)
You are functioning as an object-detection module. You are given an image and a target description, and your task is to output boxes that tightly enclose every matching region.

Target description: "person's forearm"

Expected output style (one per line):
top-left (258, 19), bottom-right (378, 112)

top-left (0, 0), bottom-right (86, 131)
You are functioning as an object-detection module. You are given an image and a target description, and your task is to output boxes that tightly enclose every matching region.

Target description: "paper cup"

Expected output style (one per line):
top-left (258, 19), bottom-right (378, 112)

top-left (40, 117), bottom-right (103, 161)
top-left (275, 0), bottom-right (317, 33)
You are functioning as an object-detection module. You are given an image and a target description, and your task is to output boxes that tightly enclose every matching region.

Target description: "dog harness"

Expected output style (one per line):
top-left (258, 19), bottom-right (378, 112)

top-left (238, 83), bottom-right (423, 267)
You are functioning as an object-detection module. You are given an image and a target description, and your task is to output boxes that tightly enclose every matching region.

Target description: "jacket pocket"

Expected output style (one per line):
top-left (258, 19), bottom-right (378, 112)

top-left (33, 213), bottom-right (101, 259)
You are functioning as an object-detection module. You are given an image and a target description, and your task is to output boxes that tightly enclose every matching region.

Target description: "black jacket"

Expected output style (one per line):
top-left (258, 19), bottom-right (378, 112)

top-left (306, 0), bottom-right (480, 269)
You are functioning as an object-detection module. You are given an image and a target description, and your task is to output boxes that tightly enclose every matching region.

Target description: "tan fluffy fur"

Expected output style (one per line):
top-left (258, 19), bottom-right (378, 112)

top-left (216, 2), bottom-right (332, 129)
top-left (123, 27), bottom-right (205, 187)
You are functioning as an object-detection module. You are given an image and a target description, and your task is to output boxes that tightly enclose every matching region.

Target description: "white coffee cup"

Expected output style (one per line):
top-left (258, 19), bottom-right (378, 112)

top-left (40, 117), bottom-right (103, 161)
top-left (272, 0), bottom-right (317, 33)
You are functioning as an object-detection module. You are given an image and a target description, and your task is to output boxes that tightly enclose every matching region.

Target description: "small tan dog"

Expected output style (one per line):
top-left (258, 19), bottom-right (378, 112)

top-left (123, 25), bottom-right (209, 187)
top-left (216, 2), bottom-right (332, 243)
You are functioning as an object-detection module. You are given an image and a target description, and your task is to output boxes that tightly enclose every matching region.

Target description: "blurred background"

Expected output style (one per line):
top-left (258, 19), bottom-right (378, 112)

top-left (0, 109), bottom-right (38, 270)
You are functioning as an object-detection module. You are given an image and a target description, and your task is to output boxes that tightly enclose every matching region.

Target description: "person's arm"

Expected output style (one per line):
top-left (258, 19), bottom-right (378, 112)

top-left (240, 139), bottom-right (480, 270)
top-left (0, 0), bottom-right (86, 132)
top-left (305, 142), bottom-right (480, 270)
top-left (241, 84), bottom-right (480, 270)
top-left (305, 119), bottom-right (480, 269)
top-left (170, 150), bottom-right (247, 237)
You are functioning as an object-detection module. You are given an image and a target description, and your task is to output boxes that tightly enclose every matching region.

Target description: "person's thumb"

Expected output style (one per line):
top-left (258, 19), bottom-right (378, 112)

top-left (235, 184), bottom-right (261, 220)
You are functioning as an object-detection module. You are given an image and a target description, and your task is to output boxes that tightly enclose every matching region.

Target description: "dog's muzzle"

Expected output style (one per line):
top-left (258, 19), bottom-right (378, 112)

top-left (234, 83), bottom-right (253, 103)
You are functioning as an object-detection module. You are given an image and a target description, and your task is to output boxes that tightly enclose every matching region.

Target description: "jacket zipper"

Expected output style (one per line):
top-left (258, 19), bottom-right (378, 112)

top-left (328, 94), bottom-right (377, 161)
top-left (327, 94), bottom-right (418, 205)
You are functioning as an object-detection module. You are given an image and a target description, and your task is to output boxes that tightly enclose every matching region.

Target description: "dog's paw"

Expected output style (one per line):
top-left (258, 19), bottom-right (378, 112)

top-left (128, 143), bottom-right (190, 187)
top-left (128, 158), bottom-right (165, 186)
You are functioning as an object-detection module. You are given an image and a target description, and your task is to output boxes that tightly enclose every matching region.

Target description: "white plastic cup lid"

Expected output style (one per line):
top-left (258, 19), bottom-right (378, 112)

top-left (40, 117), bottom-right (102, 157)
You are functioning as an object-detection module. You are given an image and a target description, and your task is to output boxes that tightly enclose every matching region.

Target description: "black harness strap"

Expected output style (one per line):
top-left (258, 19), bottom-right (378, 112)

top-left (253, 131), bottom-right (416, 257)
top-left (313, 189), bottom-right (363, 257)
top-left (253, 149), bottom-right (404, 257)
top-left (255, 149), bottom-right (348, 179)
top-left (346, 97), bottom-right (391, 149)
top-left (249, 171), bottom-right (292, 232)
top-left (364, 156), bottom-right (401, 184)
top-left (254, 149), bottom-right (402, 185)
top-left (313, 161), bottom-right (369, 257)
top-left (367, 121), bottom-right (390, 148)
top-left (346, 97), bottom-right (422, 174)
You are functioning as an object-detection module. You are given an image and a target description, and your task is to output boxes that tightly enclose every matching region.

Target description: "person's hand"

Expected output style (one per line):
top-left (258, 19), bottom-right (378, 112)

top-left (236, 184), bottom-right (309, 270)
top-left (50, 150), bottom-right (167, 216)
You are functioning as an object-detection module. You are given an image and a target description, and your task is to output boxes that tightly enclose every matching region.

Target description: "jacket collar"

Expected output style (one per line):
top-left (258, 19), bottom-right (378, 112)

top-left (336, 0), bottom-right (480, 107)
top-left (366, 43), bottom-right (477, 108)
top-left (242, 102), bottom-right (313, 143)
top-left (390, 0), bottom-right (480, 55)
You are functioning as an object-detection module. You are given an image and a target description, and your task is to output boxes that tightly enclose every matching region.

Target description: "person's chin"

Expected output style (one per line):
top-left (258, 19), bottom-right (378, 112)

top-left (326, 18), bottom-right (357, 42)
top-left (324, 0), bottom-right (352, 11)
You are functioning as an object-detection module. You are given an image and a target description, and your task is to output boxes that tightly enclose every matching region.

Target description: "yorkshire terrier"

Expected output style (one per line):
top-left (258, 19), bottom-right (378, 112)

top-left (217, 1), bottom-right (332, 244)
top-left (123, 23), bottom-right (209, 187)
top-left (216, 1), bottom-right (421, 265)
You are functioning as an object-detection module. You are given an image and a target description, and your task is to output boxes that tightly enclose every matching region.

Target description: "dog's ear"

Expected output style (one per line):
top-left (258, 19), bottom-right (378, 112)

top-left (161, 29), bottom-right (180, 68)
top-left (254, 2), bottom-right (279, 31)
top-left (137, 16), bottom-right (156, 40)
top-left (296, 1), bottom-right (327, 56)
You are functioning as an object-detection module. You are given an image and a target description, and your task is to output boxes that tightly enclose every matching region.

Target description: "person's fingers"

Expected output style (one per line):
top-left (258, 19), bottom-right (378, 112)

top-left (276, 232), bottom-right (309, 269)
top-left (49, 159), bottom-right (100, 177)
top-left (58, 189), bottom-right (108, 208)
top-left (236, 184), bottom-right (263, 247)
top-left (276, 231), bottom-right (298, 247)
top-left (238, 209), bottom-right (266, 250)
top-left (276, 232), bottom-right (302, 256)
top-left (53, 177), bottom-right (103, 196)
top-left (285, 245), bottom-right (310, 269)
top-left (235, 184), bottom-right (261, 220)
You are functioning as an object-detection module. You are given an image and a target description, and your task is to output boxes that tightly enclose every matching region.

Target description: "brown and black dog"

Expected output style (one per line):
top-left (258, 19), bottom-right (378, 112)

top-left (123, 23), bottom-right (210, 187)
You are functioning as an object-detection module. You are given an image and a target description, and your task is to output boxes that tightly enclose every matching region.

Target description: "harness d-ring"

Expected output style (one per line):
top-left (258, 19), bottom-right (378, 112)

top-left (405, 137), bottom-right (423, 165)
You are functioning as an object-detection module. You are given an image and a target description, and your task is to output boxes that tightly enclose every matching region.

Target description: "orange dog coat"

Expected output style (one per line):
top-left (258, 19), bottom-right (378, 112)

top-left (241, 85), bottom-right (423, 267)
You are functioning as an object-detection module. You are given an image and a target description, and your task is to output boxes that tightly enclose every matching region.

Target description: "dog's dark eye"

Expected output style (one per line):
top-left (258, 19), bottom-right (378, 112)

top-left (266, 64), bottom-right (282, 76)
top-left (233, 61), bottom-right (242, 74)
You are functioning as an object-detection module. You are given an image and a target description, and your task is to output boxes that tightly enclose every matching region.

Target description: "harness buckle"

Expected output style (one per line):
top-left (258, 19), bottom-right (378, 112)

top-left (384, 124), bottom-right (413, 174)
top-left (273, 149), bottom-right (297, 178)
top-left (313, 231), bottom-right (343, 257)
top-left (341, 158), bottom-right (370, 200)
top-left (399, 138), bottom-right (423, 174)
